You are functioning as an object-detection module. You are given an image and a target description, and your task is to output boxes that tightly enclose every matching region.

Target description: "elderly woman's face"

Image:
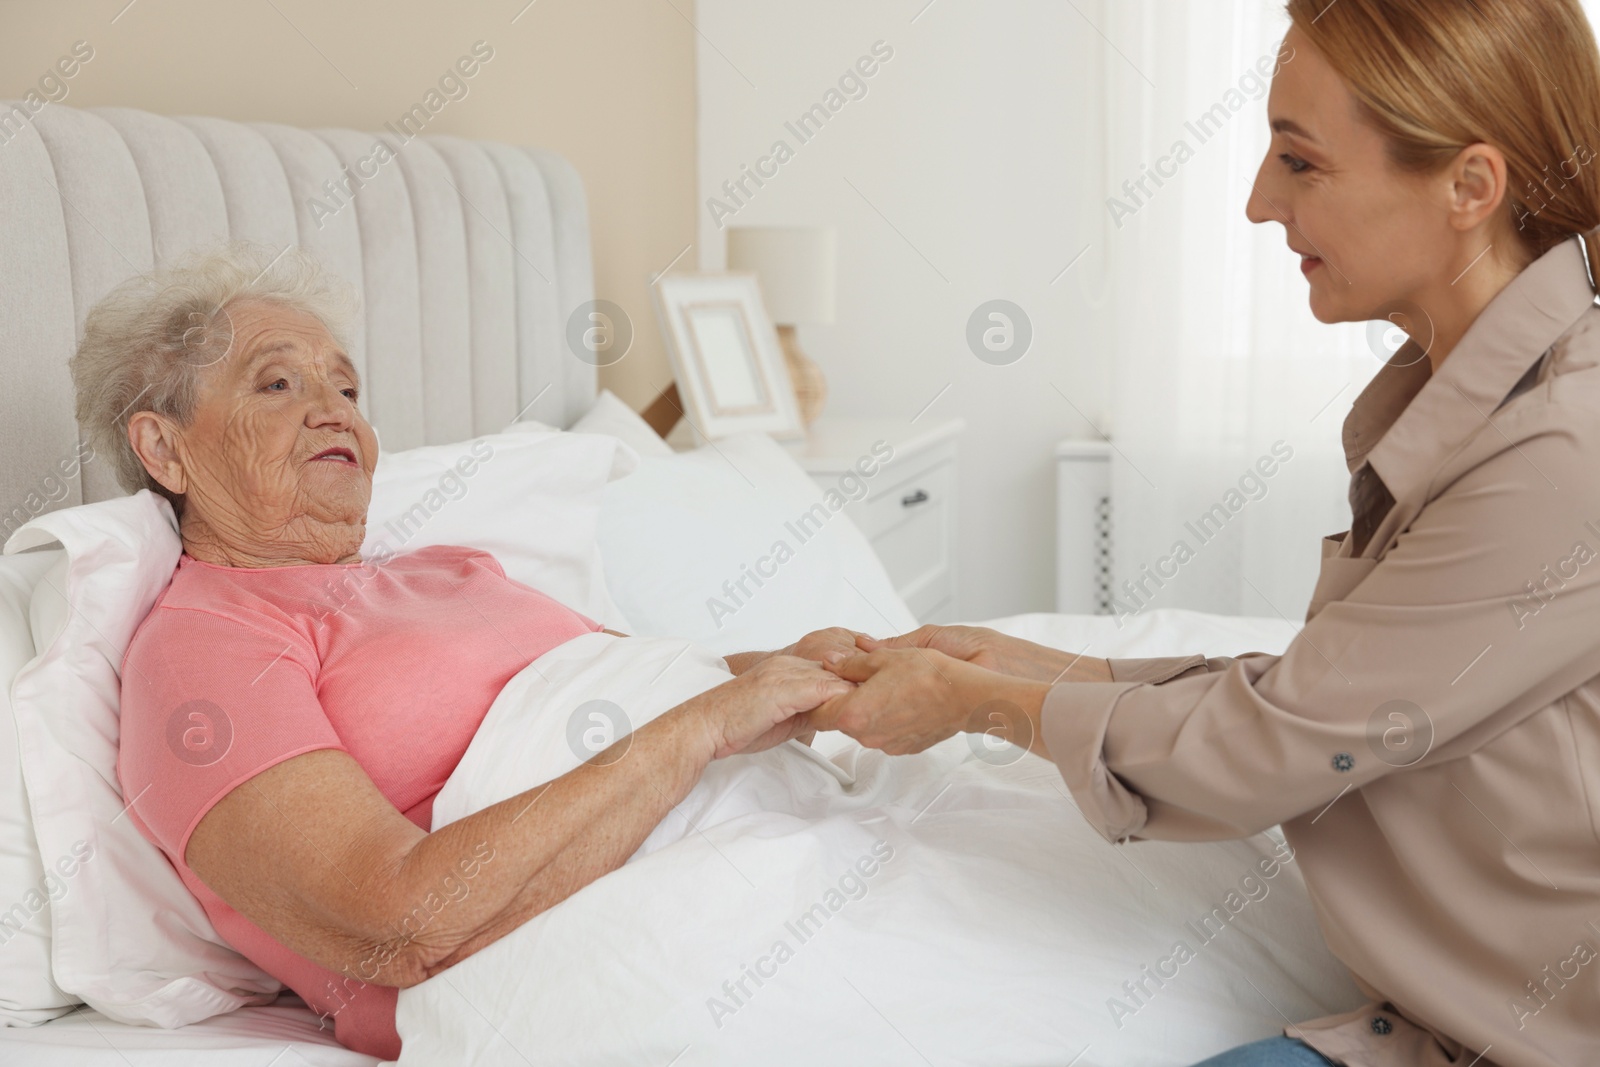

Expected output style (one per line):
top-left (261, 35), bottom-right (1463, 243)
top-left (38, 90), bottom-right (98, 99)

top-left (158, 300), bottom-right (378, 565)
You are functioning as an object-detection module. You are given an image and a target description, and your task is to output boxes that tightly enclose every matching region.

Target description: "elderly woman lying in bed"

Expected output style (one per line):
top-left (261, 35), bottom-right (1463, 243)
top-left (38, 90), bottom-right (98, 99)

top-left (81, 245), bottom-right (867, 1059)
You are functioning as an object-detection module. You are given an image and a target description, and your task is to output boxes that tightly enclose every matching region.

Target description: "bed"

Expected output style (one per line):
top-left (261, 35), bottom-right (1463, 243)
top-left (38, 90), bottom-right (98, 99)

top-left (0, 103), bottom-right (1357, 1066)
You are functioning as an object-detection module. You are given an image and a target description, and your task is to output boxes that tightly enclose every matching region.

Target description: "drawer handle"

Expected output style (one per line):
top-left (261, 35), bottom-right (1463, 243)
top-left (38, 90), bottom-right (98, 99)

top-left (901, 489), bottom-right (930, 508)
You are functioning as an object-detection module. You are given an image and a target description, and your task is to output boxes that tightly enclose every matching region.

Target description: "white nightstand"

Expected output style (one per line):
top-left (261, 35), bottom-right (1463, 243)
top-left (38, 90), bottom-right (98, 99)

top-left (781, 417), bottom-right (965, 623)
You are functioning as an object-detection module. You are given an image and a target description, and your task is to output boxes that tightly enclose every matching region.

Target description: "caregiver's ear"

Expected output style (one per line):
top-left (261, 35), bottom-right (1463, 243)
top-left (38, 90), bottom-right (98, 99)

top-left (1443, 142), bottom-right (1510, 232)
top-left (127, 410), bottom-right (190, 496)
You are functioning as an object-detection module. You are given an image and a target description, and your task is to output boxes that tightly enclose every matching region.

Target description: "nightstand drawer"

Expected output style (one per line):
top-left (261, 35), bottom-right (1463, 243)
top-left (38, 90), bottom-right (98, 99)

top-left (783, 416), bottom-right (964, 621)
top-left (849, 460), bottom-right (953, 611)
top-left (851, 458), bottom-right (952, 542)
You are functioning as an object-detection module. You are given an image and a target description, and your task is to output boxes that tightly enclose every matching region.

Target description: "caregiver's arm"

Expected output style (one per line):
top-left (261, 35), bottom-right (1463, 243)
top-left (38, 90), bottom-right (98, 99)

top-left (185, 655), bottom-right (849, 989)
top-left (833, 419), bottom-right (1600, 842)
top-left (612, 622), bottom-right (1212, 684)
top-left (856, 625), bottom-right (1112, 683)
top-left (858, 624), bottom-right (1236, 686)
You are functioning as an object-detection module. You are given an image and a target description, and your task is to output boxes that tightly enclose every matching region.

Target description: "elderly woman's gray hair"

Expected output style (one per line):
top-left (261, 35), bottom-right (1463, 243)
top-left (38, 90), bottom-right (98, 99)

top-left (70, 242), bottom-right (360, 505)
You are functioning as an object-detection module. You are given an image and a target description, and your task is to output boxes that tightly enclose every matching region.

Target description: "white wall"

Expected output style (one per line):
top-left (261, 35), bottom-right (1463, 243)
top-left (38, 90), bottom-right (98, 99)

top-left (696, 0), bottom-right (1112, 620)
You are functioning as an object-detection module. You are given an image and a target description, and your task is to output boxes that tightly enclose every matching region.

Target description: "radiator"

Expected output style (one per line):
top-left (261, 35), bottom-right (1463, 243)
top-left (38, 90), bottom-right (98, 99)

top-left (1054, 440), bottom-right (1114, 615)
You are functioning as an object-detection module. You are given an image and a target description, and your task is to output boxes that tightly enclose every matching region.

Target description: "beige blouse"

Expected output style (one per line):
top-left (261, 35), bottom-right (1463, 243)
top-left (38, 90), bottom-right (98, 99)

top-left (1041, 235), bottom-right (1600, 1067)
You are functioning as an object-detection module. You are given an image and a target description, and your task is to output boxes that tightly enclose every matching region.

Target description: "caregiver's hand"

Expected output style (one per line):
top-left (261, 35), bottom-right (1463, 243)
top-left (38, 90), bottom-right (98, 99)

top-left (858, 625), bottom-right (1112, 684)
top-left (689, 654), bottom-right (855, 760)
top-left (811, 647), bottom-right (1053, 758)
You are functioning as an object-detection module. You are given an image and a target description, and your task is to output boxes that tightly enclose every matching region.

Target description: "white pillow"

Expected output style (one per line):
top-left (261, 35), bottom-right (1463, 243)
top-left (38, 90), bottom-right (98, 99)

top-left (361, 426), bottom-right (636, 629)
top-left (5, 492), bottom-right (282, 1028)
top-left (0, 544), bottom-right (79, 1026)
top-left (571, 389), bottom-right (674, 459)
top-left (597, 432), bottom-right (918, 655)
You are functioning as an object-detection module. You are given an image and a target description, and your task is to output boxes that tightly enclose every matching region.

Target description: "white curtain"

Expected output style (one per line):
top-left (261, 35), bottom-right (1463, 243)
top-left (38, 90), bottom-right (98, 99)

top-left (1082, 0), bottom-right (1383, 620)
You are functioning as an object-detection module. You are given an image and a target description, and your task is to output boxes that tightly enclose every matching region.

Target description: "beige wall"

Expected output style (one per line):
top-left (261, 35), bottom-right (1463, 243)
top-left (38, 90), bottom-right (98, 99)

top-left (0, 0), bottom-right (696, 411)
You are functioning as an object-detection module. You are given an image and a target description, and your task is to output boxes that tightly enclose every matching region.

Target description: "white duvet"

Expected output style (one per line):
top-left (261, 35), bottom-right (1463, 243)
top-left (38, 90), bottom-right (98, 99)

top-left (394, 617), bottom-right (1363, 1066)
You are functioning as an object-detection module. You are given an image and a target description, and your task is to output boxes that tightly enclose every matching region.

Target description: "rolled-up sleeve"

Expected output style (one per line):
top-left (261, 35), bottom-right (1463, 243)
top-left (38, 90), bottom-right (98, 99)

top-left (1105, 654), bottom-right (1219, 684)
top-left (1041, 411), bottom-right (1600, 844)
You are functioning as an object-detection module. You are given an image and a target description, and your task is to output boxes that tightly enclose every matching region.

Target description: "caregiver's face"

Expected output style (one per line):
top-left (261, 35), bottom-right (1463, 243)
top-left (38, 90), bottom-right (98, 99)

top-left (1245, 27), bottom-right (1444, 324)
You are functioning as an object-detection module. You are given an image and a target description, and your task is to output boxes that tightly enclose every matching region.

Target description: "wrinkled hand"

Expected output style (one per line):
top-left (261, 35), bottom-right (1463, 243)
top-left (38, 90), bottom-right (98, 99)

top-left (689, 654), bottom-right (855, 760)
top-left (858, 625), bottom-right (1110, 683)
top-left (780, 627), bottom-right (873, 664)
top-left (808, 646), bottom-right (1025, 756)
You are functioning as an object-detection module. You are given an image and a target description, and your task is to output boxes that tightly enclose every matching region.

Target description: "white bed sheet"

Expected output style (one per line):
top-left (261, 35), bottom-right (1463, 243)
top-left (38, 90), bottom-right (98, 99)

top-left (392, 612), bottom-right (1357, 1066)
top-left (0, 999), bottom-right (379, 1066)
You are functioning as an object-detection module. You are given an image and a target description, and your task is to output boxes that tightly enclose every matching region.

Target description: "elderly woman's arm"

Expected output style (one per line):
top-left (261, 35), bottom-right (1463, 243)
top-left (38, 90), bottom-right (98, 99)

top-left (185, 655), bottom-right (848, 988)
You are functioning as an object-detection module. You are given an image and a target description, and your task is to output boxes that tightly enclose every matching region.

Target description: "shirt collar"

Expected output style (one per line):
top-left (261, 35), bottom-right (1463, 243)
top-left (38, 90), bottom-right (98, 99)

top-left (1343, 235), bottom-right (1597, 503)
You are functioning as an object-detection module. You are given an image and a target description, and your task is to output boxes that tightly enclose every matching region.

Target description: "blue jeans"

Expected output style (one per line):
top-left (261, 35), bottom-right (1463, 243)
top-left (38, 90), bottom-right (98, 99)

top-left (1189, 1036), bottom-right (1338, 1066)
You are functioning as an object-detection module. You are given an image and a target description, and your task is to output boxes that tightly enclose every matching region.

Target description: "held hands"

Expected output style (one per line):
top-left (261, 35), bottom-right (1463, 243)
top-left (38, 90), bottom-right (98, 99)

top-left (777, 626), bottom-right (872, 666)
top-left (804, 626), bottom-right (1111, 757)
top-left (695, 625), bottom-right (1106, 761)
top-left (806, 646), bottom-right (987, 754)
top-left (722, 628), bottom-right (868, 680)
top-left (691, 655), bottom-right (854, 760)
top-left (693, 628), bottom-right (892, 761)
top-left (856, 624), bottom-right (1112, 684)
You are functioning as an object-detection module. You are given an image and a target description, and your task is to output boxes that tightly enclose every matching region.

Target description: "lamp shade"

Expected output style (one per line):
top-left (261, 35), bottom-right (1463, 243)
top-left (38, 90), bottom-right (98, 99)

top-left (726, 225), bottom-right (836, 325)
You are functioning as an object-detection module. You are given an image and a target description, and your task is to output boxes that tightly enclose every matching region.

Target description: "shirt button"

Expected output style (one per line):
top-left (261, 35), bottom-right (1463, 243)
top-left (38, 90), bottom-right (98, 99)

top-left (1370, 1015), bottom-right (1393, 1036)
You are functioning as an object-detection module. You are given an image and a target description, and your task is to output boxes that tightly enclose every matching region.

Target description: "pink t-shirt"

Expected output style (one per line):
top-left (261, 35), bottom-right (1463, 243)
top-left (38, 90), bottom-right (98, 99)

top-left (117, 545), bottom-right (600, 1059)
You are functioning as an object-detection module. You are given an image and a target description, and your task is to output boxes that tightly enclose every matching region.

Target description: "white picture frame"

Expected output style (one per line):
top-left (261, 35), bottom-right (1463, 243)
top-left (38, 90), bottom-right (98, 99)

top-left (652, 272), bottom-right (804, 441)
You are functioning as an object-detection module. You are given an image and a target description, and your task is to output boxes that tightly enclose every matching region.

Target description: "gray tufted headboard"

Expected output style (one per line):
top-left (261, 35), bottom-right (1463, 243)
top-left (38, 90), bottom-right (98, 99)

top-left (0, 103), bottom-right (597, 535)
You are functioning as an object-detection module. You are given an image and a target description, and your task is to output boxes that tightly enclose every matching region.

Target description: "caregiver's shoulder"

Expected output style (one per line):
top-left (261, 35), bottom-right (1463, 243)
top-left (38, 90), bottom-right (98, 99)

top-left (1552, 309), bottom-right (1600, 398)
top-left (1490, 315), bottom-right (1600, 460)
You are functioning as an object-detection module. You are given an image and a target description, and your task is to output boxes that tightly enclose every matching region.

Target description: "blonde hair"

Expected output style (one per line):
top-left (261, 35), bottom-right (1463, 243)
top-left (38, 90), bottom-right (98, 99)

top-left (70, 242), bottom-right (359, 507)
top-left (1286, 0), bottom-right (1600, 286)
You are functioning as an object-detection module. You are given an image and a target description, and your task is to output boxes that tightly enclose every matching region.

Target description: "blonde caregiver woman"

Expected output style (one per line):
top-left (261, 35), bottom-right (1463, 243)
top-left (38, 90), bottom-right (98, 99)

top-left (810, 2), bottom-right (1600, 1065)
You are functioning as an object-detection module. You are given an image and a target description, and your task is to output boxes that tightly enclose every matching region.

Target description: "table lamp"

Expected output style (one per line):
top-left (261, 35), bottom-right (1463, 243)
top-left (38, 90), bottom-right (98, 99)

top-left (726, 224), bottom-right (836, 427)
